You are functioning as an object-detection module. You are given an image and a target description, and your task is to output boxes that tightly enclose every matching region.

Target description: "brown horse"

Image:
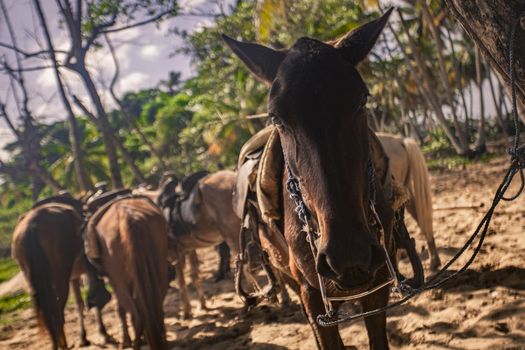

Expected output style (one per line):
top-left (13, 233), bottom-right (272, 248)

top-left (86, 196), bottom-right (168, 349)
top-left (11, 201), bottom-right (108, 349)
top-left (224, 9), bottom-right (397, 349)
top-left (378, 133), bottom-right (441, 271)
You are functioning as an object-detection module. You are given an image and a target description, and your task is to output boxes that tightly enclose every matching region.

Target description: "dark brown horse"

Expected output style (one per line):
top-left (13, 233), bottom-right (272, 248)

top-left (11, 201), bottom-right (109, 349)
top-left (86, 196), bottom-right (168, 349)
top-left (224, 9), bottom-right (396, 349)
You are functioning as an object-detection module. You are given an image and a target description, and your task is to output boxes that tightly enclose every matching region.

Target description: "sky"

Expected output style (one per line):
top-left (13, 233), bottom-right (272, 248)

top-left (0, 0), bottom-right (225, 160)
top-left (0, 1), bottom-right (505, 161)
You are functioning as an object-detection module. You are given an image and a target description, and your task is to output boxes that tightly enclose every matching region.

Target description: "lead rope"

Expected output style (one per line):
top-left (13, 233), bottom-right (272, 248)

top-left (314, 11), bottom-right (525, 327)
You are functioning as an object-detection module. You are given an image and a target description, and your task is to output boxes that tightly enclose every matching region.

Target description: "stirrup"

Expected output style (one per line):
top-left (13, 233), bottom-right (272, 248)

top-left (235, 207), bottom-right (278, 307)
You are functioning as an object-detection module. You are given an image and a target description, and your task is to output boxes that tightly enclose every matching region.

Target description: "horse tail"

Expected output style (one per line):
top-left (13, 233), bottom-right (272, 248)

top-left (403, 137), bottom-right (433, 238)
top-left (121, 207), bottom-right (167, 350)
top-left (22, 224), bottom-right (67, 348)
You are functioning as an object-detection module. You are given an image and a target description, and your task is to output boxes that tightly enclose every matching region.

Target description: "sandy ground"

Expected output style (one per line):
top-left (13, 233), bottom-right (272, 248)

top-left (1, 155), bottom-right (524, 350)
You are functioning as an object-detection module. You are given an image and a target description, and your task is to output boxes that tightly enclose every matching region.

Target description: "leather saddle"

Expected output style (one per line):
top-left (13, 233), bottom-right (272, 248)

top-left (32, 194), bottom-right (84, 216)
top-left (157, 170), bottom-right (210, 236)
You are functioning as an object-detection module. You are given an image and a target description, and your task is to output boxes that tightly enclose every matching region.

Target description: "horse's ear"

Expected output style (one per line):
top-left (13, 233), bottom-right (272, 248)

top-left (222, 34), bottom-right (287, 85)
top-left (332, 7), bottom-right (394, 65)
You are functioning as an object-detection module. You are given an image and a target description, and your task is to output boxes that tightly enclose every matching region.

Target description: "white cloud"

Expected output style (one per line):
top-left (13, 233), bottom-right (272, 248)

top-left (178, 0), bottom-right (209, 13)
top-left (36, 69), bottom-right (56, 88)
top-left (118, 72), bottom-right (150, 93)
top-left (111, 26), bottom-right (141, 42)
top-left (141, 44), bottom-right (160, 59)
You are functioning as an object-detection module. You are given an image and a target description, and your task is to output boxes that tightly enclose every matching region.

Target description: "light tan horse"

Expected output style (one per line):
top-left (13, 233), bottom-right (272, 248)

top-left (378, 133), bottom-right (441, 271)
top-left (11, 202), bottom-right (109, 349)
top-left (162, 170), bottom-right (242, 318)
top-left (86, 196), bottom-right (168, 349)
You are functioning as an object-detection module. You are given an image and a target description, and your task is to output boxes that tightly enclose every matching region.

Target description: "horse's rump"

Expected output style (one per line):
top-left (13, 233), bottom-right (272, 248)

top-left (96, 198), bottom-right (168, 349)
top-left (11, 204), bottom-right (83, 348)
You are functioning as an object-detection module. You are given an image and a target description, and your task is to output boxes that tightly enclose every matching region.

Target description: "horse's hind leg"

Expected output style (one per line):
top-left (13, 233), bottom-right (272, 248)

top-left (71, 278), bottom-right (89, 346)
top-left (406, 200), bottom-right (441, 272)
top-left (188, 250), bottom-right (207, 311)
top-left (131, 313), bottom-right (143, 350)
top-left (95, 306), bottom-right (113, 344)
top-left (361, 282), bottom-right (390, 350)
top-left (174, 251), bottom-right (192, 319)
top-left (118, 305), bottom-right (132, 349)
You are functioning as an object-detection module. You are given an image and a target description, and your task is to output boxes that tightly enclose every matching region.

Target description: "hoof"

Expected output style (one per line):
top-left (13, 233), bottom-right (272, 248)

top-left (429, 259), bottom-right (441, 273)
top-left (102, 334), bottom-right (118, 345)
top-left (79, 338), bottom-right (91, 347)
top-left (213, 273), bottom-right (225, 282)
top-left (120, 338), bottom-right (132, 349)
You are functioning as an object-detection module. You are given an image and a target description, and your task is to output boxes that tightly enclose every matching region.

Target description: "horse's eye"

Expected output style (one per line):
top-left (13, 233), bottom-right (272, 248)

top-left (270, 113), bottom-right (283, 127)
top-left (362, 92), bottom-right (370, 107)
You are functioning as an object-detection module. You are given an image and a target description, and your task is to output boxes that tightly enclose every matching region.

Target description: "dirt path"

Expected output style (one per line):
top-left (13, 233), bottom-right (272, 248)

top-left (1, 156), bottom-right (524, 349)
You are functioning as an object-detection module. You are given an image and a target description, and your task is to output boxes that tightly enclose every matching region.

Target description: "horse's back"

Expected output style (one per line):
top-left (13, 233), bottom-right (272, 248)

top-left (199, 170), bottom-right (236, 193)
top-left (198, 170), bottom-right (240, 250)
top-left (376, 132), bottom-right (410, 184)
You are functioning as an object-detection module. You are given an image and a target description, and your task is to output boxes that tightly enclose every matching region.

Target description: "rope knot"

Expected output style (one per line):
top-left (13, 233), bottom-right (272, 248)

top-left (508, 144), bottom-right (525, 169)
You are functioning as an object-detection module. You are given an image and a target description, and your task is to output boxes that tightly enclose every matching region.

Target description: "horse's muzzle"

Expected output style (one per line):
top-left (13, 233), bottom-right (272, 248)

top-left (316, 242), bottom-right (386, 290)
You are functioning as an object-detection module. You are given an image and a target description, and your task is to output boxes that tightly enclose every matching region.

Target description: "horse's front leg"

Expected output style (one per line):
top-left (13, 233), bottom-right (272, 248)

top-left (118, 305), bottom-right (132, 349)
top-left (188, 250), bottom-right (207, 311)
top-left (173, 251), bottom-right (192, 319)
top-left (299, 282), bottom-right (345, 350)
top-left (276, 271), bottom-right (293, 306)
top-left (361, 284), bottom-right (390, 350)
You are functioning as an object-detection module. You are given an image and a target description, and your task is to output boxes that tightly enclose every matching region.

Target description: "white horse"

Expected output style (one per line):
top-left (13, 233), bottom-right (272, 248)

top-left (378, 133), bottom-right (441, 271)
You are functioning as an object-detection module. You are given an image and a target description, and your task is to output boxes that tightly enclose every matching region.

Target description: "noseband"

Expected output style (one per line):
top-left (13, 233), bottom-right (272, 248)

top-left (284, 148), bottom-right (413, 325)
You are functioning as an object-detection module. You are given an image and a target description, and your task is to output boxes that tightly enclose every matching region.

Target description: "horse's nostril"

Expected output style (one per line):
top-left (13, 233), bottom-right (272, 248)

top-left (316, 252), bottom-right (338, 279)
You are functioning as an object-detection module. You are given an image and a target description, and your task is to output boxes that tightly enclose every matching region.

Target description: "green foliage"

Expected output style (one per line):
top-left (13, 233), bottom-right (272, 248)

top-left (0, 293), bottom-right (31, 316)
top-left (82, 0), bottom-right (178, 48)
top-left (0, 0), bottom-right (511, 254)
top-left (0, 195), bottom-right (31, 255)
top-left (0, 258), bottom-right (19, 284)
top-left (426, 153), bottom-right (496, 171)
top-left (422, 128), bottom-right (454, 156)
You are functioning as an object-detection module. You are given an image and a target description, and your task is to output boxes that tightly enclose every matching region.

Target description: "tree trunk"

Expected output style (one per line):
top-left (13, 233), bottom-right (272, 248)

top-left (71, 95), bottom-right (146, 185)
top-left (445, 0), bottom-right (525, 123)
top-left (445, 23), bottom-right (471, 126)
top-left (420, 1), bottom-right (469, 151)
top-left (33, 0), bottom-right (92, 191)
top-left (474, 48), bottom-right (487, 153)
top-left (388, 22), bottom-right (469, 155)
top-left (487, 63), bottom-right (510, 137)
top-left (73, 64), bottom-right (124, 188)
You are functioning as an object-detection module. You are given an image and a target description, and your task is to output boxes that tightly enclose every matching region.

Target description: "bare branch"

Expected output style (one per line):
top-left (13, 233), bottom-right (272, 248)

top-left (0, 102), bottom-right (21, 138)
top-left (104, 33), bottom-right (167, 171)
top-left (101, 8), bottom-right (175, 34)
top-left (0, 63), bottom-right (57, 73)
top-left (0, 42), bottom-right (64, 59)
top-left (71, 94), bottom-right (98, 124)
top-left (83, 11), bottom-right (118, 53)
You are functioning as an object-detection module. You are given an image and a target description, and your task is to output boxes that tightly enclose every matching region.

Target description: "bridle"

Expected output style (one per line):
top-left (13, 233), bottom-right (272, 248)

top-left (277, 10), bottom-right (525, 326)
top-left (282, 138), bottom-right (413, 325)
